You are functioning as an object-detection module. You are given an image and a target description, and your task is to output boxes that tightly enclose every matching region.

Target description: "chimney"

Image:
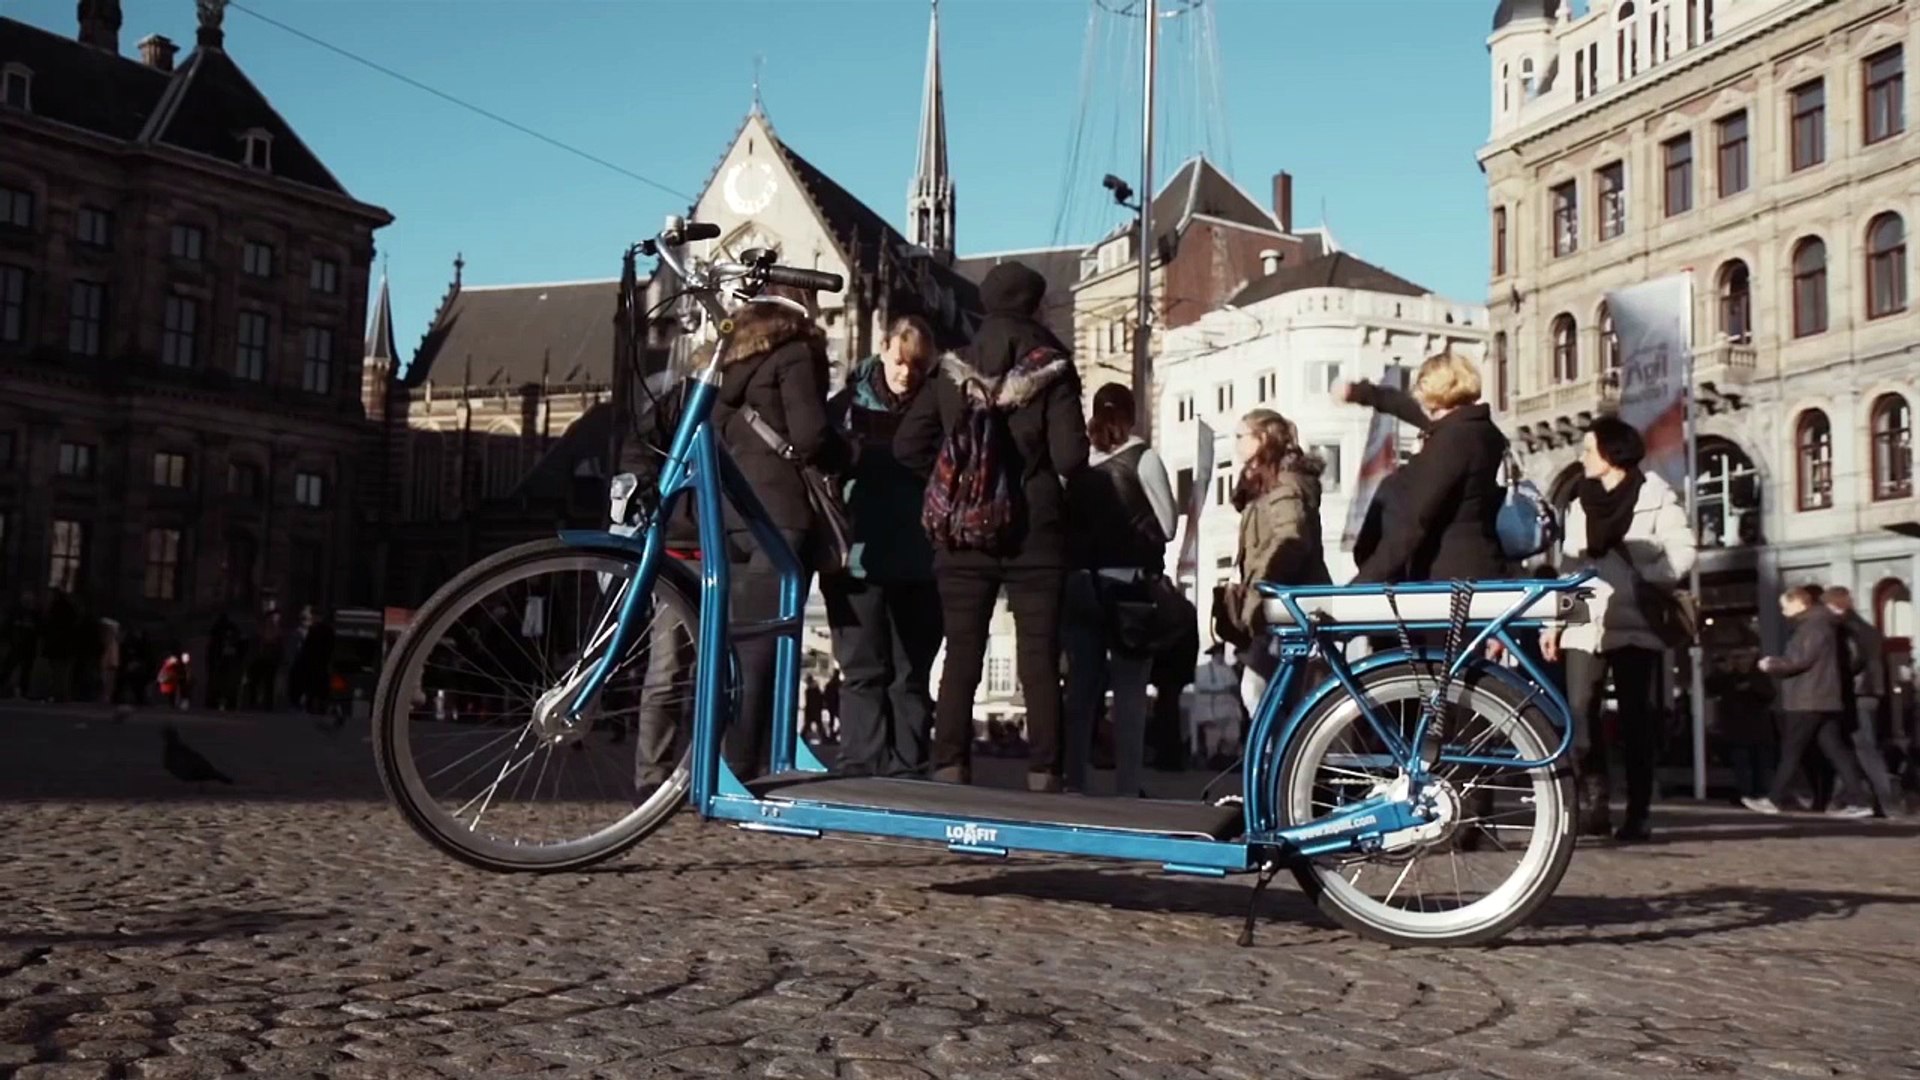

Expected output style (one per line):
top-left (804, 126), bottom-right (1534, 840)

top-left (137, 34), bottom-right (179, 72)
top-left (1271, 171), bottom-right (1294, 234)
top-left (1259, 249), bottom-right (1283, 276)
top-left (76, 0), bottom-right (123, 52)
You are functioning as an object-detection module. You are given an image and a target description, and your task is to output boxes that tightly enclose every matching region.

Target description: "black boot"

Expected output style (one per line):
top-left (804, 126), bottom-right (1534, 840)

top-left (1579, 774), bottom-right (1612, 838)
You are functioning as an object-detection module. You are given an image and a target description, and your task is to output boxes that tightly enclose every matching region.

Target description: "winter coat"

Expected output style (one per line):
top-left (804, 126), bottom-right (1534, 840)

top-left (894, 261), bottom-right (1089, 570)
top-left (1068, 437), bottom-right (1177, 573)
top-left (1236, 464), bottom-right (1332, 630)
top-left (1771, 606), bottom-right (1849, 713)
top-left (1837, 610), bottom-right (1888, 700)
top-left (832, 354), bottom-right (934, 581)
top-left (712, 303), bottom-right (848, 543)
top-left (1554, 471), bottom-right (1696, 654)
top-left (1354, 403), bottom-right (1510, 584)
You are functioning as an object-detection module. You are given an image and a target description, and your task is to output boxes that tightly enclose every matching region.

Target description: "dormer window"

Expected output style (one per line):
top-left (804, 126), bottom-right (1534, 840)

top-left (1, 64), bottom-right (30, 111)
top-left (241, 128), bottom-right (273, 171)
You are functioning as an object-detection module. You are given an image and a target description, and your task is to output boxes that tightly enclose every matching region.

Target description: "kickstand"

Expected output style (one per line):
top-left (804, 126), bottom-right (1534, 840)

top-left (1236, 862), bottom-right (1280, 947)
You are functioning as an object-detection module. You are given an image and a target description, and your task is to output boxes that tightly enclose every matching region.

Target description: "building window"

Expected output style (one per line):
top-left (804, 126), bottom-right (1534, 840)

top-left (302, 327), bottom-right (333, 394)
top-left (169, 223), bottom-right (204, 262)
top-left (143, 528), bottom-right (184, 601)
top-left (1550, 181), bottom-right (1578, 257)
top-left (1501, 63), bottom-right (1511, 113)
top-left (1214, 472), bottom-right (1230, 507)
top-left (1520, 57), bottom-right (1536, 99)
top-left (242, 240), bottom-right (275, 278)
top-left (1307, 362), bottom-right (1343, 395)
top-left (1703, 0), bottom-right (1715, 41)
top-left (1792, 237), bottom-right (1828, 338)
top-left (1492, 206), bottom-right (1508, 276)
top-left (48, 520), bottom-right (84, 593)
top-left (152, 451), bottom-right (188, 489)
top-left (1662, 134), bottom-right (1693, 216)
top-left (294, 471), bottom-right (326, 508)
top-left (1552, 313), bottom-right (1579, 383)
top-left (1696, 438), bottom-right (1762, 548)
top-left (1795, 410), bottom-right (1833, 511)
top-left (986, 655), bottom-right (1014, 697)
top-left (1596, 161), bottom-right (1626, 240)
top-left (1716, 110), bottom-right (1749, 196)
top-left (1312, 443), bottom-right (1343, 493)
top-left (1493, 332), bottom-right (1510, 410)
top-left (1617, 2), bottom-right (1639, 78)
top-left (1791, 79), bottom-right (1826, 170)
top-left (67, 281), bottom-right (105, 357)
top-left (1175, 467), bottom-right (1194, 508)
top-left (1255, 372), bottom-right (1277, 402)
top-left (76, 207), bottom-right (112, 248)
top-left (1, 63), bottom-right (30, 110)
top-left (1865, 46), bottom-right (1905, 146)
top-left (1874, 578), bottom-right (1914, 638)
top-left (1871, 393), bottom-right (1914, 501)
top-left (225, 530), bottom-right (258, 604)
top-left (57, 442), bottom-right (94, 479)
top-left (1718, 259), bottom-right (1751, 342)
top-left (1176, 394), bottom-right (1195, 423)
top-left (227, 460), bottom-right (263, 499)
top-left (1866, 212), bottom-right (1907, 319)
top-left (309, 258), bottom-right (340, 295)
top-left (1215, 382), bottom-right (1233, 414)
top-left (291, 540), bottom-right (326, 609)
top-left (0, 264), bottom-right (24, 343)
top-left (242, 129), bottom-right (273, 171)
top-left (1598, 302), bottom-right (1621, 372)
top-left (0, 186), bottom-right (31, 229)
top-left (161, 296), bottom-right (198, 368)
top-left (1575, 48), bottom-right (1588, 101)
top-left (236, 311), bottom-right (269, 380)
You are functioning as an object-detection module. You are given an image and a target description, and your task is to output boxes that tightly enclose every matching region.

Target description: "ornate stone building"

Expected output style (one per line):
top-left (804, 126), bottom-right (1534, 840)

top-left (0, 1), bottom-right (392, 641)
top-left (1482, 0), bottom-right (1919, 660)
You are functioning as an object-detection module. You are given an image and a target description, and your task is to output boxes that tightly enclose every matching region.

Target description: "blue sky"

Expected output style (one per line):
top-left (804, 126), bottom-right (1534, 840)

top-left (16, 0), bottom-right (1502, 352)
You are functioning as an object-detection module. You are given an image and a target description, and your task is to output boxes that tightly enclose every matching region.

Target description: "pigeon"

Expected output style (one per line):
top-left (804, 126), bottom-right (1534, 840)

top-left (162, 725), bottom-right (234, 787)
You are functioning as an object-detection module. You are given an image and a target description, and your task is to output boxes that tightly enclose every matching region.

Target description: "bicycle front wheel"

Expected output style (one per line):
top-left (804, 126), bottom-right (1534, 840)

top-left (373, 537), bottom-right (727, 873)
top-left (1277, 663), bottom-right (1575, 947)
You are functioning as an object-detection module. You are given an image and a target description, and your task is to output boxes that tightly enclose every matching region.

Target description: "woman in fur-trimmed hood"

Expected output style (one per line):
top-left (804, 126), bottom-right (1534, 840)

top-left (711, 290), bottom-right (848, 781)
top-left (894, 260), bottom-right (1089, 791)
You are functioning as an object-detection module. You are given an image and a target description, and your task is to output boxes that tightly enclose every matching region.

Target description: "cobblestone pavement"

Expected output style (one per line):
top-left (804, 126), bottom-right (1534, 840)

top-left (3, 703), bottom-right (1918, 1080)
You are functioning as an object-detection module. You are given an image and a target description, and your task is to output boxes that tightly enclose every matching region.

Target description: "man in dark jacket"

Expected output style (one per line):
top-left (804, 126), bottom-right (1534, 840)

top-left (895, 261), bottom-right (1089, 791)
top-left (1744, 586), bottom-right (1873, 816)
top-left (1825, 586), bottom-right (1904, 816)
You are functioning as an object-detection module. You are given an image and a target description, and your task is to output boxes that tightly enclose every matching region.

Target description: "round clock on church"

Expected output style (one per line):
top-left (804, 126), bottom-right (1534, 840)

top-left (723, 160), bottom-right (777, 215)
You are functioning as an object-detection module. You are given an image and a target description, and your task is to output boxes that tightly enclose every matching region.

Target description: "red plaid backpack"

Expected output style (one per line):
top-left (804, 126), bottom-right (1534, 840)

top-left (921, 347), bottom-right (1065, 554)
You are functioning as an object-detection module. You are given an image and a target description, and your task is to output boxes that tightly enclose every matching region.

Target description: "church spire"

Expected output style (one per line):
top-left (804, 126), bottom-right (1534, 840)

top-left (365, 271), bottom-right (399, 366)
top-left (908, 0), bottom-right (955, 261)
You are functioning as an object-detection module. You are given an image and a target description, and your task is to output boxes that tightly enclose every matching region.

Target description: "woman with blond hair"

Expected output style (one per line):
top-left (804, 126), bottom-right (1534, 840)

top-left (1228, 408), bottom-right (1331, 712)
top-left (1352, 350), bottom-right (1509, 584)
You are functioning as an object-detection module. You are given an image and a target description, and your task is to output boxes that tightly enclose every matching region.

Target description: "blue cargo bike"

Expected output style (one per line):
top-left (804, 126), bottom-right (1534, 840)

top-left (372, 218), bottom-right (1596, 948)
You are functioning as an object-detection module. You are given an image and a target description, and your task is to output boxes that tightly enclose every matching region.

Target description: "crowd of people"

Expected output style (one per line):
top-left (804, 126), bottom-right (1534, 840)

top-left (622, 256), bottom-right (1908, 828)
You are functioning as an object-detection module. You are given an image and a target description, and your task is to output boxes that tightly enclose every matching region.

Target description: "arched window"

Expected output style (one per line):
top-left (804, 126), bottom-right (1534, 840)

top-left (1866, 211), bottom-right (1907, 319)
top-left (1791, 236), bottom-right (1828, 337)
top-left (1717, 259), bottom-right (1751, 341)
top-left (1794, 409), bottom-right (1833, 510)
top-left (1492, 206), bottom-right (1508, 276)
top-left (1521, 58), bottom-right (1537, 100)
top-left (1, 62), bottom-right (30, 111)
top-left (1696, 437), bottom-right (1762, 548)
top-left (1502, 64), bottom-right (1512, 112)
top-left (1552, 313), bottom-right (1579, 383)
top-left (1617, 2), bottom-right (1639, 78)
top-left (1871, 392), bottom-right (1913, 500)
top-left (1874, 578), bottom-right (1914, 638)
top-left (1597, 301), bottom-right (1621, 372)
top-left (1493, 331), bottom-right (1511, 410)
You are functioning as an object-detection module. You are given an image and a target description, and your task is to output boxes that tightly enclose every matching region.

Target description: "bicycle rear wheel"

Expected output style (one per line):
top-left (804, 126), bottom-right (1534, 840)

top-left (373, 537), bottom-right (730, 873)
top-left (1276, 663), bottom-right (1575, 947)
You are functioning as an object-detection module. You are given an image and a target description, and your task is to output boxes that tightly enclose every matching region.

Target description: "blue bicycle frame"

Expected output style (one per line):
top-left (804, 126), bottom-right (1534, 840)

top-left (547, 222), bottom-right (1596, 879)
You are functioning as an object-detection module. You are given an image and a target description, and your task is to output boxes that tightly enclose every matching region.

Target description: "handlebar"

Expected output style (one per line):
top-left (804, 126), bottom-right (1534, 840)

top-left (644, 215), bottom-right (843, 297)
top-left (765, 265), bottom-right (845, 292)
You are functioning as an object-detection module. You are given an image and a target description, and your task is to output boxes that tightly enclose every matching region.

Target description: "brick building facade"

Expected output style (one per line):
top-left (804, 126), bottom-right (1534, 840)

top-left (0, 0), bottom-right (392, 647)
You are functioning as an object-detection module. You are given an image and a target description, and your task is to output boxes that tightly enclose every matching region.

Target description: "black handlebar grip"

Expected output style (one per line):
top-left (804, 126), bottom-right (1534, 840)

top-left (765, 265), bottom-right (844, 293)
top-left (677, 222), bottom-right (722, 242)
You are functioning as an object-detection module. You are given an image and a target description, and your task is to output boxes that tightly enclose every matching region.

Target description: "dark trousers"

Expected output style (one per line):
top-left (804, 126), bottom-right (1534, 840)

top-left (1849, 698), bottom-right (1899, 813)
top-left (1768, 710), bottom-right (1865, 807)
top-left (824, 576), bottom-right (943, 777)
top-left (633, 607), bottom-right (694, 787)
top-left (1566, 646), bottom-right (1662, 825)
top-left (724, 529), bottom-right (810, 782)
top-left (933, 564), bottom-right (1064, 778)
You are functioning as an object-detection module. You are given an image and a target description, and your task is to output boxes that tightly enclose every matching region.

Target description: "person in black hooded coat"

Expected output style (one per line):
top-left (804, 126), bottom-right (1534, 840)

top-left (710, 295), bottom-right (848, 780)
top-left (895, 262), bottom-right (1089, 791)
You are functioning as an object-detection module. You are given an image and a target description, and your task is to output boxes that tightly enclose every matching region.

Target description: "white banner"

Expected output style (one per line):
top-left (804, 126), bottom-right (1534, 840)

top-left (1176, 419), bottom-right (1216, 581)
top-left (1342, 366), bottom-right (1408, 550)
top-left (1606, 273), bottom-right (1694, 488)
